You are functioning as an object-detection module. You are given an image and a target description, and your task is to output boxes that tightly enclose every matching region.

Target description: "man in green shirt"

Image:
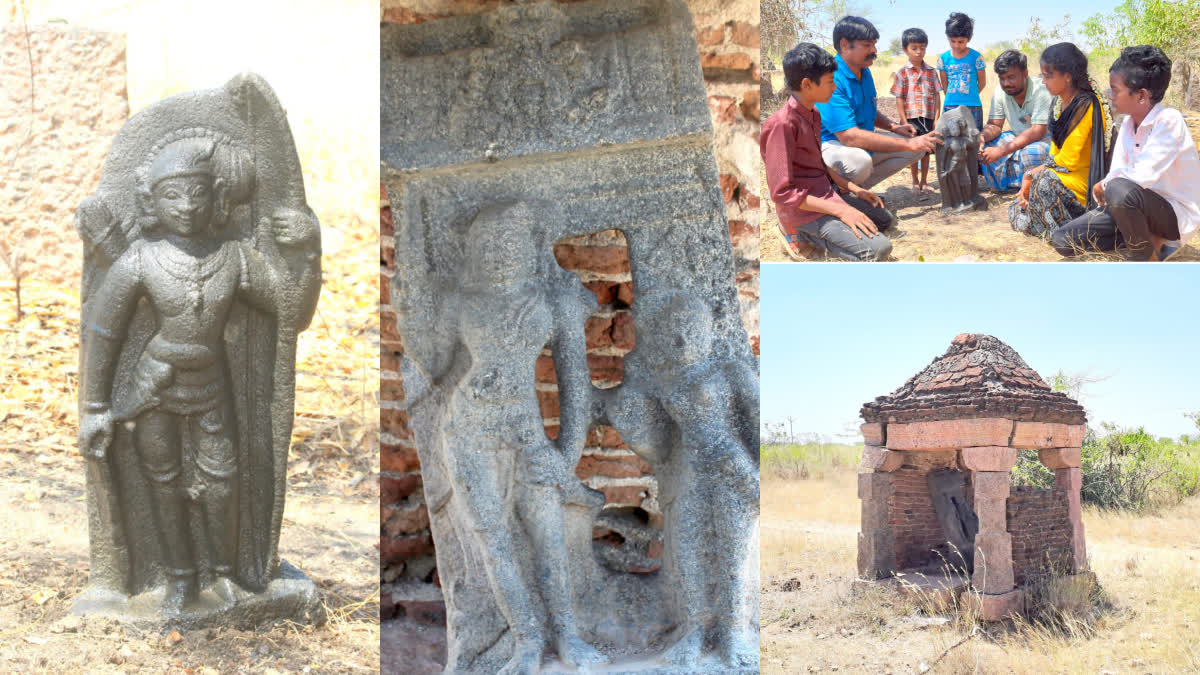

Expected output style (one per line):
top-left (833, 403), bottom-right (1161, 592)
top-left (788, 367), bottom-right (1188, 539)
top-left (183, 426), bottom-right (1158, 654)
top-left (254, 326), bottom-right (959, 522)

top-left (979, 49), bottom-right (1053, 191)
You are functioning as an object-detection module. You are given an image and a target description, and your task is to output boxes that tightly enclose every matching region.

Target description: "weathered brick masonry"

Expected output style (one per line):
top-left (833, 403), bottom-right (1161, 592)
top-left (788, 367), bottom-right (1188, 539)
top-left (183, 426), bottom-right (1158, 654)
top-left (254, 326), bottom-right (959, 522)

top-left (1, 25), bottom-right (128, 287)
top-left (379, 0), bottom-right (760, 620)
top-left (1007, 487), bottom-right (1073, 586)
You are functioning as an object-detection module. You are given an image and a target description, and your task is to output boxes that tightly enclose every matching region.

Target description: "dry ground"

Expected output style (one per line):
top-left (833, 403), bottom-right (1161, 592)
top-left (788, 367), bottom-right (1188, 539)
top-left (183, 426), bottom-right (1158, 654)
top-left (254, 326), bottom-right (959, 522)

top-left (762, 468), bottom-right (1200, 674)
top-left (0, 215), bottom-right (381, 672)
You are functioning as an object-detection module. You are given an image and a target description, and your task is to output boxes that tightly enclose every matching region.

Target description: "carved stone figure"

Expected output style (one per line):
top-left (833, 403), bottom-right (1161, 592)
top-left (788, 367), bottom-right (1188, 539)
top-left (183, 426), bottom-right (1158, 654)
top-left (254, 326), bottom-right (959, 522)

top-left (934, 106), bottom-right (988, 212)
top-left (73, 74), bottom-right (323, 628)
top-left (385, 2), bottom-right (759, 671)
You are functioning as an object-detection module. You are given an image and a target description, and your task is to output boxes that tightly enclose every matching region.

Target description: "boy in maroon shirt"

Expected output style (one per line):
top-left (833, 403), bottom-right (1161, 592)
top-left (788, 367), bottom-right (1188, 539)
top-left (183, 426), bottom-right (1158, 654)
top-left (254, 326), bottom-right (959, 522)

top-left (761, 42), bottom-right (898, 261)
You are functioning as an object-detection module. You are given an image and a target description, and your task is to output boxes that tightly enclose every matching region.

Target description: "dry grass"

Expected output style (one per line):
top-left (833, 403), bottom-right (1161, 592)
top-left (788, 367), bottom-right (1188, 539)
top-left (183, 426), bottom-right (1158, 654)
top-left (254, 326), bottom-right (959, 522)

top-left (762, 454), bottom-right (1200, 673)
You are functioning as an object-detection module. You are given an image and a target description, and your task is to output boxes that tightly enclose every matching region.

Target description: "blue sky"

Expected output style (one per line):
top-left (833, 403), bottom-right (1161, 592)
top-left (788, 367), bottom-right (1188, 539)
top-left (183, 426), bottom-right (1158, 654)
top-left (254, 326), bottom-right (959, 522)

top-left (760, 264), bottom-right (1200, 441)
top-left (818, 1), bottom-right (1114, 54)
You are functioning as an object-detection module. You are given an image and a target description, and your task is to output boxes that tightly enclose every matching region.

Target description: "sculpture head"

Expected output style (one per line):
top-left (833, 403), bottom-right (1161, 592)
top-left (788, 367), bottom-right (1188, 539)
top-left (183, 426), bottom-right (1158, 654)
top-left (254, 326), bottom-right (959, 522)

top-left (136, 129), bottom-right (254, 237)
top-left (640, 290), bottom-right (714, 369)
top-left (465, 202), bottom-right (539, 289)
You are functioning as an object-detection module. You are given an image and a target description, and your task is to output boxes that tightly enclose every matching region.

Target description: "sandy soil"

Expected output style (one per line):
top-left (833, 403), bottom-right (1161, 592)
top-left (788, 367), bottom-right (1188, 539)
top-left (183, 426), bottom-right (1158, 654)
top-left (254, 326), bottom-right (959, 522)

top-left (761, 472), bottom-right (1200, 674)
top-left (0, 456), bottom-right (380, 673)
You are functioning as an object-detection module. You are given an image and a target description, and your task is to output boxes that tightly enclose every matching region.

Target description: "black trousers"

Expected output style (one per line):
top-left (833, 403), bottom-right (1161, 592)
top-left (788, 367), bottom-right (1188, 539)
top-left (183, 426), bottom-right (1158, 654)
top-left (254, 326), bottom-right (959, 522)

top-left (1051, 178), bottom-right (1180, 259)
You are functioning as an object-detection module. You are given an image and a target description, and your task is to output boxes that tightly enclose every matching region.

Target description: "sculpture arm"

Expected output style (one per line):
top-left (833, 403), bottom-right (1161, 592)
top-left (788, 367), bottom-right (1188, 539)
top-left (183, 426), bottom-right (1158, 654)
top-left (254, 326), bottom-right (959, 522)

top-left (550, 294), bottom-right (592, 465)
top-left (81, 248), bottom-right (144, 408)
top-left (238, 207), bottom-right (321, 329)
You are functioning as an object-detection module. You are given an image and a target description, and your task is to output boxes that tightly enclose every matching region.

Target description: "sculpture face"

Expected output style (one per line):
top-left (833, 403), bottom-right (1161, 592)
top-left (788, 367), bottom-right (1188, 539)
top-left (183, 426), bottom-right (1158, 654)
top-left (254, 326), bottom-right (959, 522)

top-left (152, 175), bottom-right (215, 238)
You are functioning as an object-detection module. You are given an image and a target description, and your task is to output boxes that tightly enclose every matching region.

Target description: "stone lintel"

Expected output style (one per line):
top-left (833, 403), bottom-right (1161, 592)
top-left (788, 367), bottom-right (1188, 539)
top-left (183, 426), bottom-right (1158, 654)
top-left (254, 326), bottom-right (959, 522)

top-left (861, 422), bottom-right (885, 446)
top-left (960, 446), bottom-right (1017, 472)
top-left (861, 445), bottom-right (904, 472)
top-left (885, 418), bottom-right (1014, 451)
top-left (961, 589), bottom-right (1023, 621)
top-left (1011, 422), bottom-right (1086, 449)
top-left (1038, 447), bottom-right (1082, 469)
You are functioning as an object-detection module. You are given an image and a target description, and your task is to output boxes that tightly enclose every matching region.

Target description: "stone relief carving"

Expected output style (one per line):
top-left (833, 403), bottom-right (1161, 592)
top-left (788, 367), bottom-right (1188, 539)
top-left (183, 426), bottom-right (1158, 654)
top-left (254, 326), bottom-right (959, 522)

top-left (934, 106), bottom-right (988, 213)
top-left (73, 74), bottom-right (323, 628)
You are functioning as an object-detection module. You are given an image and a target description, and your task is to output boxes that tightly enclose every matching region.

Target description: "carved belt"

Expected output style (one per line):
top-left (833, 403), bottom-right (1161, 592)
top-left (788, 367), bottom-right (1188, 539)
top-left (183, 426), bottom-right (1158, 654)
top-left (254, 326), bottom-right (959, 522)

top-left (146, 335), bottom-right (218, 369)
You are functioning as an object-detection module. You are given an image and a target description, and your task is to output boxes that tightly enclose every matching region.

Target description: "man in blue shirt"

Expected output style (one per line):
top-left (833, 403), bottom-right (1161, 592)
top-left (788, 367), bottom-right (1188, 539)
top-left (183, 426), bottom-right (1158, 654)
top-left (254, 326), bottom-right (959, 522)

top-left (818, 16), bottom-right (944, 190)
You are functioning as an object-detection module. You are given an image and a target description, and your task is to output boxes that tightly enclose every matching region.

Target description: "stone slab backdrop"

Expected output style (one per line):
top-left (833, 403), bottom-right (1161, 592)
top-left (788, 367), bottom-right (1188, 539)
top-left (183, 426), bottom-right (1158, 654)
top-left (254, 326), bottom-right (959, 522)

top-left (381, 0), bottom-right (759, 672)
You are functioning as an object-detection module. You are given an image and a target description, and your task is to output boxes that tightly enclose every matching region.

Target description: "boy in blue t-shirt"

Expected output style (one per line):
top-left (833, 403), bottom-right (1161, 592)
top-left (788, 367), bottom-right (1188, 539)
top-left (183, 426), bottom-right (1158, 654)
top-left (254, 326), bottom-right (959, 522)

top-left (936, 12), bottom-right (986, 129)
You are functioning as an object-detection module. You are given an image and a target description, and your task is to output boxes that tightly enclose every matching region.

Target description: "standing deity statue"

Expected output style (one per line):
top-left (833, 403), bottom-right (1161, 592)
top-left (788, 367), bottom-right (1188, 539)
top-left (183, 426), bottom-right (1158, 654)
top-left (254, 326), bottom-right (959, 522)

top-left (73, 74), bottom-right (322, 626)
top-left (935, 106), bottom-right (988, 213)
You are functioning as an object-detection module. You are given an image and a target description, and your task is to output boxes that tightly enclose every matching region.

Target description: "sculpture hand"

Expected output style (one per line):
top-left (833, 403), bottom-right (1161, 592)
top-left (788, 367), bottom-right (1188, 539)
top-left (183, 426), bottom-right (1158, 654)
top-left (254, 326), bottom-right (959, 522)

top-left (79, 411), bottom-right (115, 461)
top-left (267, 207), bottom-right (320, 248)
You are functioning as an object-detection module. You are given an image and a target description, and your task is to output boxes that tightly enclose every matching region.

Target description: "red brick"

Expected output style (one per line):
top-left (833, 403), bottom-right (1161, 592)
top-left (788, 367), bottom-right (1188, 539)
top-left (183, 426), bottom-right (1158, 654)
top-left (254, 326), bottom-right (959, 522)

top-left (587, 425), bottom-right (628, 449)
top-left (552, 245), bottom-right (630, 276)
top-left (381, 443), bottom-right (422, 473)
top-left (380, 204), bottom-right (394, 237)
top-left (536, 388), bottom-right (560, 419)
top-left (601, 485), bottom-right (648, 506)
top-left (728, 219), bottom-right (753, 244)
top-left (383, 504), bottom-right (431, 536)
top-left (380, 377), bottom-right (406, 403)
top-left (587, 354), bottom-right (624, 384)
top-left (535, 354), bottom-right (558, 384)
top-left (543, 424), bottom-right (559, 440)
top-left (381, 532), bottom-right (435, 560)
top-left (381, 408), bottom-right (412, 436)
top-left (585, 315), bottom-right (614, 350)
top-left (719, 173), bottom-right (739, 203)
top-left (708, 95), bottom-right (737, 125)
top-left (380, 310), bottom-right (401, 343)
top-left (610, 311), bottom-right (635, 351)
top-left (381, 347), bottom-right (404, 374)
top-left (381, 240), bottom-right (395, 269)
top-left (728, 21), bottom-right (759, 48)
top-left (700, 52), bottom-right (754, 75)
top-left (616, 282), bottom-right (634, 307)
top-left (575, 454), bottom-right (654, 479)
top-left (380, 272), bottom-right (391, 305)
top-left (381, 473), bottom-right (423, 504)
top-left (740, 88), bottom-right (760, 121)
top-left (696, 25), bottom-right (724, 46)
top-left (647, 539), bottom-right (663, 559)
top-left (583, 280), bottom-right (616, 305)
top-left (743, 191), bottom-right (760, 209)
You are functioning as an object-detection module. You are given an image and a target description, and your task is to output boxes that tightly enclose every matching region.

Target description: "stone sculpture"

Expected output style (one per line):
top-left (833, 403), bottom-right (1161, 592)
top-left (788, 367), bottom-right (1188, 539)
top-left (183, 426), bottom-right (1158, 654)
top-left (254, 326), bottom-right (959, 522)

top-left (934, 106), bottom-right (988, 213)
top-left (384, 1), bottom-right (759, 671)
top-left (74, 74), bottom-right (323, 628)
top-left (857, 334), bottom-right (1091, 621)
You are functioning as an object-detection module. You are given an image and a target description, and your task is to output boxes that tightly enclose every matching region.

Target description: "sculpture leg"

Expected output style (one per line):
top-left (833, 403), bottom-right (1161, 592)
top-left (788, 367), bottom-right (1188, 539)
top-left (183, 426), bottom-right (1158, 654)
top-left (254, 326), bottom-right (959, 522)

top-left (134, 410), bottom-right (195, 614)
top-left (193, 407), bottom-right (241, 604)
top-left (709, 450), bottom-right (759, 668)
top-left (657, 463), bottom-right (706, 666)
top-left (451, 448), bottom-right (544, 674)
top-left (515, 482), bottom-right (607, 668)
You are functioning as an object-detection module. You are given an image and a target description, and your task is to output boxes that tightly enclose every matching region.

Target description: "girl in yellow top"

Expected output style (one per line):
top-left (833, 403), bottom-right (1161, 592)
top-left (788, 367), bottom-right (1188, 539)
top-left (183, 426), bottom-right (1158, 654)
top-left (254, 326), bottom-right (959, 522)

top-left (1010, 42), bottom-right (1113, 240)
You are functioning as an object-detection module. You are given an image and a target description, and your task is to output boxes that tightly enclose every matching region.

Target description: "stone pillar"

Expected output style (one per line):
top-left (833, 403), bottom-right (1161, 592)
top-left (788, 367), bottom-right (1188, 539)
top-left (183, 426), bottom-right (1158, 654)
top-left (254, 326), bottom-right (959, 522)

top-left (1047, 451), bottom-right (1087, 573)
top-left (857, 471), bottom-right (895, 580)
top-left (964, 446), bottom-right (1021, 619)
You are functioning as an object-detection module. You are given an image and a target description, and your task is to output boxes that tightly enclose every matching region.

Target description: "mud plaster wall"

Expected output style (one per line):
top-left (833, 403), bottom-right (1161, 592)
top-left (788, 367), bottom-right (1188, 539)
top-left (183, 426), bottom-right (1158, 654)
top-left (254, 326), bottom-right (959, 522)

top-left (0, 25), bottom-right (128, 287)
top-left (1007, 486), bottom-right (1072, 586)
top-left (888, 451), bottom-right (958, 570)
top-left (378, 0), bottom-right (760, 616)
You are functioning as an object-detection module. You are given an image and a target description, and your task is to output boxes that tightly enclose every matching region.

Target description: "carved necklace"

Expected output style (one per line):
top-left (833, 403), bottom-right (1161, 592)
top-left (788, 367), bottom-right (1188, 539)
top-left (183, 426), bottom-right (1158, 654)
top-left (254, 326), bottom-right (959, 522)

top-left (153, 242), bottom-right (230, 315)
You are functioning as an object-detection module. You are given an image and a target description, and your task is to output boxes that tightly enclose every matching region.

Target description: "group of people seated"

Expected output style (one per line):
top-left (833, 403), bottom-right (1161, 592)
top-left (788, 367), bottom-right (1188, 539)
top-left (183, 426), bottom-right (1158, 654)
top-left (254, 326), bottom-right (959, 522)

top-left (760, 13), bottom-right (1200, 262)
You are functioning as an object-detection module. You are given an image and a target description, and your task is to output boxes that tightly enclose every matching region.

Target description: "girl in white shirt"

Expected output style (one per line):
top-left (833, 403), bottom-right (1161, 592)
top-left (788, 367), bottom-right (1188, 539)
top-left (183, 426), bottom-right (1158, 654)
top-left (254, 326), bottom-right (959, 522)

top-left (1050, 45), bottom-right (1200, 261)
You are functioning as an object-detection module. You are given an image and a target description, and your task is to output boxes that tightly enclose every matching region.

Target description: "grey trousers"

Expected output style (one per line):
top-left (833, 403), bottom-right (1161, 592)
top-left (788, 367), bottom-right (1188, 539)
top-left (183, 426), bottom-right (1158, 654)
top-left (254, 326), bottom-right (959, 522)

top-left (822, 133), bottom-right (925, 189)
top-left (794, 194), bottom-right (896, 261)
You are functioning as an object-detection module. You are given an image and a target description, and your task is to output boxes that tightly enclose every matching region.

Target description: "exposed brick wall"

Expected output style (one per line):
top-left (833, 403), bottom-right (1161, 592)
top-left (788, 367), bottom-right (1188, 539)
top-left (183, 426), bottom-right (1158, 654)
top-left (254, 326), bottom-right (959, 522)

top-left (380, 0), bottom-right (760, 598)
top-left (1007, 487), bottom-right (1072, 586)
top-left (888, 451), bottom-right (957, 569)
top-left (0, 25), bottom-right (128, 287)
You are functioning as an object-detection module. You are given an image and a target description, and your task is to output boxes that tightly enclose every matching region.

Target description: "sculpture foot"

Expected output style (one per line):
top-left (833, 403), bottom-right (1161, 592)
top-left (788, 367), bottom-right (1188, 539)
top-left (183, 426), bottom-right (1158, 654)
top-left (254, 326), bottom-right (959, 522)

top-left (209, 576), bottom-right (245, 606)
top-left (498, 638), bottom-right (542, 675)
top-left (556, 633), bottom-right (608, 669)
top-left (657, 624), bottom-right (703, 666)
top-left (162, 577), bottom-right (195, 617)
top-left (716, 627), bottom-right (758, 669)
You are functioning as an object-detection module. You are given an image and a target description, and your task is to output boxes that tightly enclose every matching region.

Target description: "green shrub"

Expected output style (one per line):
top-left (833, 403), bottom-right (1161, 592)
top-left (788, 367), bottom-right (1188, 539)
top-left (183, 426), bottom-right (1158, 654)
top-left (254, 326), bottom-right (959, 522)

top-left (761, 442), bottom-right (860, 481)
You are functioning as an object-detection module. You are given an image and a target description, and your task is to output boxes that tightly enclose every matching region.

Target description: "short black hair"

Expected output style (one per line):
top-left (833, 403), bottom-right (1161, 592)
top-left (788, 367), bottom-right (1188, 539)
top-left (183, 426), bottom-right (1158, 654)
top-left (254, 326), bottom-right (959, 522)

top-left (994, 50), bottom-right (1027, 75)
top-left (945, 12), bottom-right (974, 40)
top-left (832, 15), bottom-right (879, 53)
top-left (1110, 45), bottom-right (1172, 103)
top-left (901, 28), bottom-right (928, 49)
top-left (783, 42), bottom-right (838, 91)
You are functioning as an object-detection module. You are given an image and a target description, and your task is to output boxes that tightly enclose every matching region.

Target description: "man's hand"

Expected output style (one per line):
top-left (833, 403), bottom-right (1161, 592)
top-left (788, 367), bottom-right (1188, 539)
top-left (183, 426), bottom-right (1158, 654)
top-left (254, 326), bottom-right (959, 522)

top-left (980, 145), bottom-right (1009, 164)
top-left (848, 184), bottom-right (883, 208)
top-left (907, 131), bottom-right (943, 154)
top-left (1092, 181), bottom-right (1106, 207)
top-left (892, 122), bottom-right (917, 138)
top-left (836, 205), bottom-right (879, 239)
